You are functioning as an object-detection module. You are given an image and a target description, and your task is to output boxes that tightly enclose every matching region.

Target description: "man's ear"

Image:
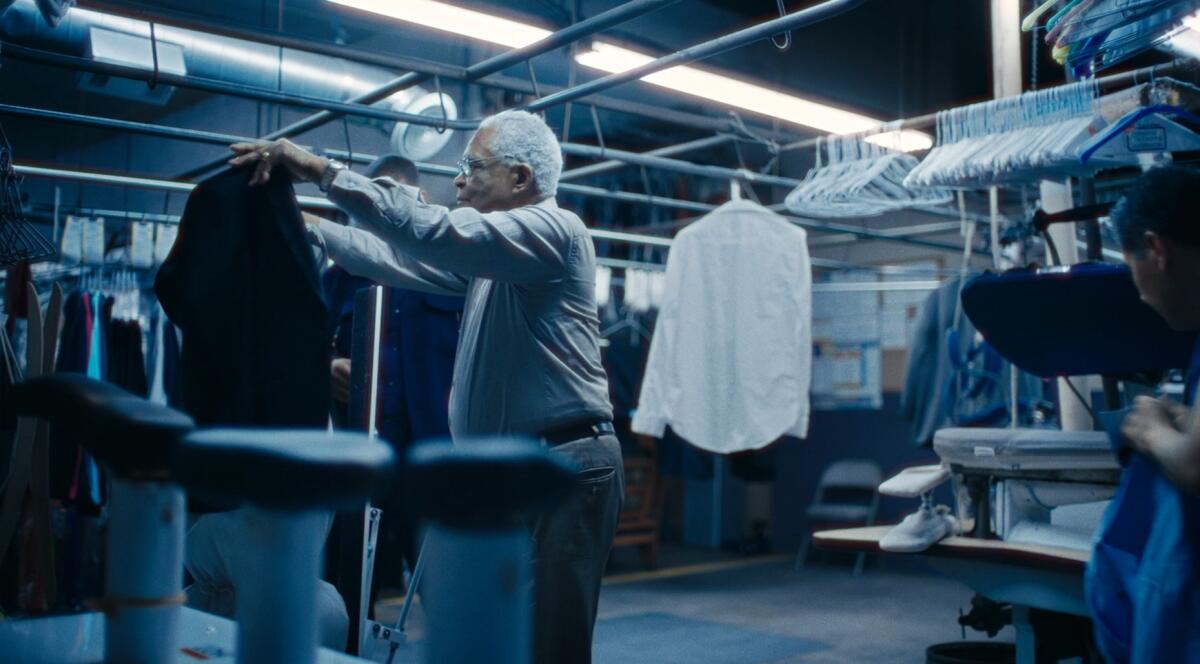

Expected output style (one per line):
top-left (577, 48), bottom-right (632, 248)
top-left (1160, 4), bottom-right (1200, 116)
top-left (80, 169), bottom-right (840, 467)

top-left (1144, 231), bottom-right (1169, 271)
top-left (511, 163), bottom-right (535, 195)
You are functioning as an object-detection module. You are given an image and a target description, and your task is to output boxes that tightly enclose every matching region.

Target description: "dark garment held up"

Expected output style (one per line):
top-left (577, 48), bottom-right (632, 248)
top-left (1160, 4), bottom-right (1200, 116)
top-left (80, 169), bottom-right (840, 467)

top-left (155, 167), bottom-right (329, 428)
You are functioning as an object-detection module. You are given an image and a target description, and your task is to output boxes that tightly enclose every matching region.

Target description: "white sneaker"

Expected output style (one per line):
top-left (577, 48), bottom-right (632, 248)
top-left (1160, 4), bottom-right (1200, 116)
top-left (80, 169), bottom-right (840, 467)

top-left (880, 505), bottom-right (958, 553)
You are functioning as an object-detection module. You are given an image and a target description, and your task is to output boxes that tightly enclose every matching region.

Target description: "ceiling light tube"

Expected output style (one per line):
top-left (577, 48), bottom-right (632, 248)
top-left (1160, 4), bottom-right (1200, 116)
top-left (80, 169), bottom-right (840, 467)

top-left (328, 0), bottom-right (551, 48)
top-left (326, 0), bottom-right (932, 149)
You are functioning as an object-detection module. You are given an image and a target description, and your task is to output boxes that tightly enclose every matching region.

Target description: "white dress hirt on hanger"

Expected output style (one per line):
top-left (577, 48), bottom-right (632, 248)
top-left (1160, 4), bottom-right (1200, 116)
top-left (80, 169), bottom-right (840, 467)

top-left (631, 199), bottom-right (813, 453)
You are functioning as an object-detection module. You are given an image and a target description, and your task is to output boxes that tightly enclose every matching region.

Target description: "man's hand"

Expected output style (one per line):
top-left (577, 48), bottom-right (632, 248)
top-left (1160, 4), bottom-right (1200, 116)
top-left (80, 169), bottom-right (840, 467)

top-left (228, 139), bottom-right (327, 187)
top-left (331, 357), bottom-right (352, 404)
top-left (302, 211), bottom-right (323, 227)
top-left (1123, 395), bottom-right (1200, 494)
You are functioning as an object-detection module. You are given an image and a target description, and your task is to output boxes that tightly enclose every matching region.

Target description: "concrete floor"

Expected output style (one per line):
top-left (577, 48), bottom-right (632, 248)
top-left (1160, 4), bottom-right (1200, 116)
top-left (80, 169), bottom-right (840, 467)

top-left (367, 550), bottom-right (1014, 663)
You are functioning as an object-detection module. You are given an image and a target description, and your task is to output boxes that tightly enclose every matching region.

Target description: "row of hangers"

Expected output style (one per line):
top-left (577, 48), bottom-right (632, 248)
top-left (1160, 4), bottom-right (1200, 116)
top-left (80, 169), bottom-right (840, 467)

top-left (784, 122), bottom-right (952, 218)
top-left (904, 80), bottom-right (1101, 189)
top-left (1024, 0), bottom-right (1200, 75)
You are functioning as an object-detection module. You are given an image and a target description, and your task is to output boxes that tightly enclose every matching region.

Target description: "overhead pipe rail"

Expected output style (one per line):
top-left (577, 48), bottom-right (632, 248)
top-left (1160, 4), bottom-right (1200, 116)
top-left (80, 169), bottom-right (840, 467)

top-left (2, 45), bottom-right (793, 193)
top-left (178, 0), bottom-right (681, 179)
top-left (0, 102), bottom-right (984, 255)
top-left (524, 0), bottom-right (869, 112)
top-left (0, 0), bottom-right (858, 193)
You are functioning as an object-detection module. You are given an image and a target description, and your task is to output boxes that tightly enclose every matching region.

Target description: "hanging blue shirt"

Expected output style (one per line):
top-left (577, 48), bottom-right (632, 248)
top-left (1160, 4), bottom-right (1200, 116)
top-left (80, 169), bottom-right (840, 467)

top-left (1086, 338), bottom-right (1200, 663)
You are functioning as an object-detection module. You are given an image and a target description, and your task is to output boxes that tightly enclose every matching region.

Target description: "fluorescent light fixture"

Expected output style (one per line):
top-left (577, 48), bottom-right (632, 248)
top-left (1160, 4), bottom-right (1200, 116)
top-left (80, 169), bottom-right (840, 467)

top-left (1164, 9), bottom-right (1200, 59)
top-left (863, 129), bottom-right (934, 152)
top-left (577, 41), bottom-right (931, 149)
top-left (328, 0), bottom-right (551, 48)
top-left (326, 0), bottom-right (932, 149)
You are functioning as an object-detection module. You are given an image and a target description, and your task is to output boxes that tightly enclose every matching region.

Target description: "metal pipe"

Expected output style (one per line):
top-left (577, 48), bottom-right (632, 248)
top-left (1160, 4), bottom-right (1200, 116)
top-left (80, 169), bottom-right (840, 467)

top-left (4, 46), bottom-right (803, 188)
top-left (814, 280), bottom-right (941, 293)
top-left (183, 0), bottom-right (677, 180)
top-left (0, 44), bottom-right (481, 130)
top-left (5, 102), bottom-right (979, 253)
top-left (15, 158), bottom-right (973, 253)
top-left (0, 103), bottom-right (724, 215)
top-left (1, 49), bottom-right (788, 188)
top-left (486, 73), bottom-right (797, 141)
top-left (561, 142), bottom-right (800, 188)
top-left (9, 163), bottom-right (717, 244)
top-left (525, 0), bottom-right (869, 112)
top-left (0, 103), bottom-right (247, 146)
top-left (561, 134), bottom-right (732, 181)
top-left (463, 0), bottom-right (678, 80)
top-left (807, 220), bottom-right (963, 247)
top-left (765, 204), bottom-right (986, 255)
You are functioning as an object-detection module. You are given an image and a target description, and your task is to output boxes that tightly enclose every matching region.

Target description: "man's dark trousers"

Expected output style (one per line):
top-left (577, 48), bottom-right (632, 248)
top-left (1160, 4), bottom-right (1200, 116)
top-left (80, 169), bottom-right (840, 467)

top-left (528, 434), bottom-right (623, 664)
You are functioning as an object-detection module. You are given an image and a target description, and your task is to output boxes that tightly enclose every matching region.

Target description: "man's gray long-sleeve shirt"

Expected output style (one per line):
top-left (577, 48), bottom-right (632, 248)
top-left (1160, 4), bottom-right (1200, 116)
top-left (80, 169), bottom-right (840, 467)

top-left (309, 169), bottom-right (612, 440)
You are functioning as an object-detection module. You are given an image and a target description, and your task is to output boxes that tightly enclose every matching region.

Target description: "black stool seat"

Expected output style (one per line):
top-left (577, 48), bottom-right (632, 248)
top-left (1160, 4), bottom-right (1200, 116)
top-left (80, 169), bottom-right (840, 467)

top-left (10, 374), bottom-right (194, 477)
top-left (174, 429), bottom-right (396, 511)
top-left (405, 438), bottom-right (576, 528)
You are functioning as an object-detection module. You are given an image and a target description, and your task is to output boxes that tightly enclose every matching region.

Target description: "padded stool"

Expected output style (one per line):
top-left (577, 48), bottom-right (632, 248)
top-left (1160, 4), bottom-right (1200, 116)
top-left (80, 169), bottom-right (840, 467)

top-left (174, 429), bottom-right (395, 664)
top-left (404, 438), bottom-right (575, 664)
top-left (11, 374), bottom-right (195, 664)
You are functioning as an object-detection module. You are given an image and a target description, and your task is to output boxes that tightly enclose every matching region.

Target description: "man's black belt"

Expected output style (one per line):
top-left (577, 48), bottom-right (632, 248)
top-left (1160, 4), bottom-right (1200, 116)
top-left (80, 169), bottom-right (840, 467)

top-left (538, 420), bottom-right (614, 447)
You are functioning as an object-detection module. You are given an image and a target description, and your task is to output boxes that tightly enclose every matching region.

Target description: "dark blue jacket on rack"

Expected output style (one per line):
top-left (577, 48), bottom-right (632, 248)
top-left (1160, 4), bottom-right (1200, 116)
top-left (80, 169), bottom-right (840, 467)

top-left (323, 266), bottom-right (461, 449)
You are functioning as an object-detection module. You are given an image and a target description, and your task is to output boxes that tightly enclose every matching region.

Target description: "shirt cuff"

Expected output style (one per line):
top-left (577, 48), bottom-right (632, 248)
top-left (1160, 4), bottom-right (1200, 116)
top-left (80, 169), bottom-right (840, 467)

top-left (630, 410), bottom-right (666, 438)
top-left (326, 169), bottom-right (419, 231)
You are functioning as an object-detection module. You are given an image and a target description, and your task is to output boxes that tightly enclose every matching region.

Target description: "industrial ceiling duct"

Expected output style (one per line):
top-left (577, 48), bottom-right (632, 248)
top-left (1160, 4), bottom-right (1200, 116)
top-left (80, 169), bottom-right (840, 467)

top-left (384, 87), bottom-right (457, 162)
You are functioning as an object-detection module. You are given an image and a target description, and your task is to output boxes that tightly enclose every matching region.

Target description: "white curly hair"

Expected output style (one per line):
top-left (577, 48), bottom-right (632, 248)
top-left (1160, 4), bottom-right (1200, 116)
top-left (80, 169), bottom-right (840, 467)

top-left (477, 110), bottom-right (563, 199)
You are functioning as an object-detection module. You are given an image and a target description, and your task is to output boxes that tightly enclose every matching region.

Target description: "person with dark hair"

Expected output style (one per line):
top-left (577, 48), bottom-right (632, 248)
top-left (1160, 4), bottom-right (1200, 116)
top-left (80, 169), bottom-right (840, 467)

top-left (1113, 165), bottom-right (1200, 493)
top-left (316, 154), bottom-right (463, 600)
top-left (1084, 165), bottom-right (1200, 664)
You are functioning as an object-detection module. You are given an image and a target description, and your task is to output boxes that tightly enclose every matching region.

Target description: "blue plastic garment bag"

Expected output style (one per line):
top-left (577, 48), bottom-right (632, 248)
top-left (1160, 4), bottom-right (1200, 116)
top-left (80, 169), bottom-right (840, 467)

top-left (1086, 341), bottom-right (1200, 663)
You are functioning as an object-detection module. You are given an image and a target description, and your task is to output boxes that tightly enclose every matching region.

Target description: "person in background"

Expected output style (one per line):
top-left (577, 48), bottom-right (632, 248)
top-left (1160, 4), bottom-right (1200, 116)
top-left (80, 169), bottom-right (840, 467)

top-left (1115, 166), bottom-right (1200, 493)
top-left (1087, 165), bottom-right (1200, 664)
top-left (231, 109), bottom-right (623, 664)
top-left (318, 154), bottom-right (463, 601)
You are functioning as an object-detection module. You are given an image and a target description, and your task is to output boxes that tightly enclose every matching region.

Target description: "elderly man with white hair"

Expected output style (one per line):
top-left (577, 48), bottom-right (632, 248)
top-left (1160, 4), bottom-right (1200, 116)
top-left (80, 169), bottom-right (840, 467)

top-left (229, 109), bottom-right (623, 663)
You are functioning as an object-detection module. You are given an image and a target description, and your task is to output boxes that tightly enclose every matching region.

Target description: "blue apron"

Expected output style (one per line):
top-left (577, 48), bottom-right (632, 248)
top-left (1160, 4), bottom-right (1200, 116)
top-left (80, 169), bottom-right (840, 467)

top-left (1085, 341), bottom-right (1200, 663)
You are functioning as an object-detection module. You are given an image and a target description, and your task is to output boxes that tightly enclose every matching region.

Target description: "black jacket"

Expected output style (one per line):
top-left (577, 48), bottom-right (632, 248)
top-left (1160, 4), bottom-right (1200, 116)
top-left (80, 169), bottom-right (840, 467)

top-left (155, 167), bottom-right (329, 428)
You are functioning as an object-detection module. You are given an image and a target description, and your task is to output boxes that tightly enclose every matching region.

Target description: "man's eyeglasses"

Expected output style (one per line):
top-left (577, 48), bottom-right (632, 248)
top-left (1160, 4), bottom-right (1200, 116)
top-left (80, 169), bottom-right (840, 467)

top-left (456, 154), bottom-right (511, 178)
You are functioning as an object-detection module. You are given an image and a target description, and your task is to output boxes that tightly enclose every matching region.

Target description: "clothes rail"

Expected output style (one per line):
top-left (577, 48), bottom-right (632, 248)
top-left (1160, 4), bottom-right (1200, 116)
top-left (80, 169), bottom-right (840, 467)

top-left (780, 59), bottom-right (1196, 153)
top-left (524, 0), bottom-right (871, 112)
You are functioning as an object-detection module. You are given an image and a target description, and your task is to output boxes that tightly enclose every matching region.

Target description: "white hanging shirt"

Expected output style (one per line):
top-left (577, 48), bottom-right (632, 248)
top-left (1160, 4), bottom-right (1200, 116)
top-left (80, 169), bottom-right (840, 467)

top-left (631, 199), bottom-right (813, 453)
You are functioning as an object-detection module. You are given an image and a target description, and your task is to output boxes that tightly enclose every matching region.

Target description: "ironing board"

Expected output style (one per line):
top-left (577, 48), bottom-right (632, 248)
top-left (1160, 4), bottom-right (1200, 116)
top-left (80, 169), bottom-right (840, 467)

top-left (961, 263), bottom-right (1195, 377)
top-left (933, 428), bottom-right (1120, 475)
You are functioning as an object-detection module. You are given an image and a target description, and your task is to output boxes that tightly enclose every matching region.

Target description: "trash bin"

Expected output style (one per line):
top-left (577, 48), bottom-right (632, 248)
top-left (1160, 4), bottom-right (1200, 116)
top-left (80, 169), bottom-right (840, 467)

top-left (926, 641), bottom-right (1016, 664)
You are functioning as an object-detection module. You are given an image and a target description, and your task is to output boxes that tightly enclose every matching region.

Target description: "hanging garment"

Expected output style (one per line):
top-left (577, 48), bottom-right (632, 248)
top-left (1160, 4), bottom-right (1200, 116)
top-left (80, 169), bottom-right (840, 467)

top-left (147, 305), bottom-right (167, 405)
top-left (154, 166), bottom-right (329, 428)
top-left (106, 320), bottom-right (148, 398)
top-left (631, 199), bottom-right (812, 453)
top-left (898, 278), bottom-right (1047, 446)
top-left (322, 265), bottom-right (461, 445)
top-left (1086, 340), bottom-right (1200, 664)
top-left (154, 166), bottom-right (340, 645)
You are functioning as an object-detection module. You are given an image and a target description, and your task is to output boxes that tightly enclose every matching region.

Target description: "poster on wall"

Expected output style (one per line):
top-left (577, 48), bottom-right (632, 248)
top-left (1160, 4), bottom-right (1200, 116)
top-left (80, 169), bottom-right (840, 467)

top-left (880, 259), bottom-right (941, 350)
top-left (811, 270), bottom-right (883, 410)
